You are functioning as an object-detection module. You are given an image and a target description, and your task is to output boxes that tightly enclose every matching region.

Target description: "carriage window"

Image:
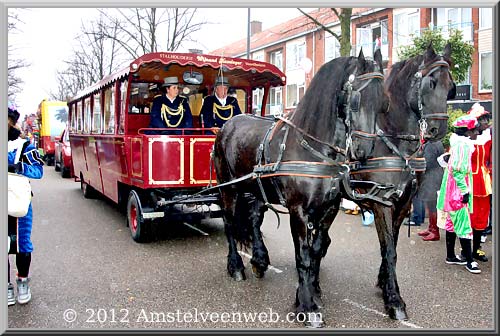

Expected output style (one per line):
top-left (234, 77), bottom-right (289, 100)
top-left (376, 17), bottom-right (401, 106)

top-left (129, 82), bottom-right (156, 114)
top-left (92, 93), bottom-right (102, 133)
top-left (69, 105), bottom-right (76, 132)
top-left (104, 86), bottom-right (115, 134)
top-left (118, 79), bottom-right (128, 134)
top-left (234, 89), bottom-right (247, 114)
top-left (76, 101), bottom-right (83, 133)
top-left (83, 98), bottom-right (91, 134)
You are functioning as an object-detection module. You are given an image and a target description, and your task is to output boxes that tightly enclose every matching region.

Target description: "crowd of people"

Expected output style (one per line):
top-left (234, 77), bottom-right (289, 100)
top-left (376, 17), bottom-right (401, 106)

top-left (6, 85), bottom-right (492, 310)
top-left (413, 103), bottom-right (492, 274)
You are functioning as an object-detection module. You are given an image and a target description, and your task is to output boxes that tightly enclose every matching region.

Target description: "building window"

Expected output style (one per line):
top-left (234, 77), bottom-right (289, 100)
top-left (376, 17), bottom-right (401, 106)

top-left (435, 8), bottom-right (472, 41)
top-left (286, 83), bottom-right (305, 108)
top-left (479, 52), bottom-right (493, 92)
top-left (252, 88), bottom-right (264, 114)
top-left (286, 41), bottom-right (305, 70)
top-left (480, 8), bottom-right (492, 29)
top-left (393, 11), bottom-right (420, 49)
top-left (324, 33), bottom-right (340, 63)
top-left (252, 52), bottom-right (264, 61)
top-left (268, 87), bottom-right (283, 116)
top-left (269, 50), bottom-right (283, 70)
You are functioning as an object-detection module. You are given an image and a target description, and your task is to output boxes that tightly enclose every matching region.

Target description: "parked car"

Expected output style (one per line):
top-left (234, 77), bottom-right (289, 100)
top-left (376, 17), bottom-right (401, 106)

top-left (54, 127), bottom-right (73, 178)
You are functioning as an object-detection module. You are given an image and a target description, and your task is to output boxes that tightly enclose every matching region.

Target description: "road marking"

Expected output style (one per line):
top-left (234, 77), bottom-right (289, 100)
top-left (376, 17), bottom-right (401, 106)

top-left (342, 298), bottom-right (423, 328)
top-left (238, 250), bottom-right (283, 274)
top-left (181, 222), bottom-right (209, 235)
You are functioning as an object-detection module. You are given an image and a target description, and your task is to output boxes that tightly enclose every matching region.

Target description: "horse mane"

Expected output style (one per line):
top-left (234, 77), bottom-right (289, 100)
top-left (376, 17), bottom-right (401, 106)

top-left (291, 56), bottom-right (356, 136)
top-left (385, 55), bottom-right (424, 110)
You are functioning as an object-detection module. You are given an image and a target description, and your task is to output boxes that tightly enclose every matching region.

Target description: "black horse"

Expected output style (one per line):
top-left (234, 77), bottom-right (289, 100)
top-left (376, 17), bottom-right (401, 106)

top-left (348, 43), bottom-right (456, 320)
top-left (213, 49), bottom-right (386, 327)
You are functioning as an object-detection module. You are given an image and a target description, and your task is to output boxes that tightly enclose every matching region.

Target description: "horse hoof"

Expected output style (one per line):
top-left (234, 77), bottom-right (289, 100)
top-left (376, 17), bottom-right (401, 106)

top-left (304, 313), bottom-right (325, 328)
top-left (232, 270), bottom-right (246, 282)
top-left (388, 306), bottom-right (408, 320)
top-left (251, 265), bottom-right (265, 278)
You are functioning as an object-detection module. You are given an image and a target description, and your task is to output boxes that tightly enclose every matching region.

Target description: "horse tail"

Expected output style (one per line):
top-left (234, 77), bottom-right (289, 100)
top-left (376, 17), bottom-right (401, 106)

top-left (213, 128), bottom-right (254, 249)
top-left (231, 193), bottom-right (255, 249)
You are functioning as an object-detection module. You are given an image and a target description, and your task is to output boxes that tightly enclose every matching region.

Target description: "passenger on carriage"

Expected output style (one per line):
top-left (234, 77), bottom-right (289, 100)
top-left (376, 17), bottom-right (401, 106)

top-left (147, 76), bottom-right (193, 135)
top-left (200, 76), bottom-right (242, 134)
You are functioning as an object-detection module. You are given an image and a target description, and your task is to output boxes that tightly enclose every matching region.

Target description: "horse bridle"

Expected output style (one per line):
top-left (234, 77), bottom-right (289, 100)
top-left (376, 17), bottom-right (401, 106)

top-left (412, 57), bottom-right (452, 141)
top-left (342, 69), bottom-right (385, 159)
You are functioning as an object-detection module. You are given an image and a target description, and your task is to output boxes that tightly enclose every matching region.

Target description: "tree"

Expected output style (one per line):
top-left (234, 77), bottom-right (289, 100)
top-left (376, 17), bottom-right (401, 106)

top-left (298, 8), bottom-right (353, 57)
top-left (51, 8), bottom-right (208, 100)
top-left (97, 8), bottom-right (207, 59)
top-left (397, 27), bottom-right (474, 83)
top-left (8, 9), bottom-right (30, 99)
top-left (50, 12), bottom-right (124, 101)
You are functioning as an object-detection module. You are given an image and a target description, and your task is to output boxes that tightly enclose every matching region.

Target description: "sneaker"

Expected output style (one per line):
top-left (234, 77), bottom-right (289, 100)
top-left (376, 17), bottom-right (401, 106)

top-left (473, 249), bottom-right (488, 262)
top-left (7, 283), bottom-right (16, 306)
top-left (445, 255), bottom-right (467, 265)
top-left (465, 261), bottom-right (481, 274)
top-left (16, 277), bottom-right (31, 304)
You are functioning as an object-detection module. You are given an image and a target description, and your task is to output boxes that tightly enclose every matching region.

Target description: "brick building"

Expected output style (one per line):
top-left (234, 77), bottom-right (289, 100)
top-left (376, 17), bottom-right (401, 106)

top-left (211, 7), bottom-right (493, 115)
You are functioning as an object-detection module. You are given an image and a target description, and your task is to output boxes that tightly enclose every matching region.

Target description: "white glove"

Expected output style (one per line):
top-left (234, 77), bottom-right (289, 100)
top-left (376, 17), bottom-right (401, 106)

top-left (437, 153), bottom-right (450, 168)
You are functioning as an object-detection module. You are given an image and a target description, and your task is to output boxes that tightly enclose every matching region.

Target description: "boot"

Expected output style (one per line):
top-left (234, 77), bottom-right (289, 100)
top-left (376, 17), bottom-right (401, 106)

top-left (422, 212), bottom-right (440, 241)
top-left (472, 229), bottom-right (488, 262)
top-left (417, 227), bottom-right (431, 237)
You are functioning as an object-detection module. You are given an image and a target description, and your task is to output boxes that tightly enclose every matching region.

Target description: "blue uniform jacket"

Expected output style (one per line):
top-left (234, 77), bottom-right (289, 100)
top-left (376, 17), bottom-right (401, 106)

top-left (148, 94), bottom-right (193, 135)
top-left (8, 139), bottom-right (44, 253)
top-left (200, 95), bottom-right (242, 129)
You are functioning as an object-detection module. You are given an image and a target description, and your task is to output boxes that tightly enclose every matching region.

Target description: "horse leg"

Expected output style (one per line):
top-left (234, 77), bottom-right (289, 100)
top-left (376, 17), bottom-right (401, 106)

top-left (221, 188), bottom-right (247, 281)
top-left (373, 205), bottom-right (408, 320)
top-left (289, 207), bottom-right (326, 328)
top-left (240, 194), bottom-right (270, 278)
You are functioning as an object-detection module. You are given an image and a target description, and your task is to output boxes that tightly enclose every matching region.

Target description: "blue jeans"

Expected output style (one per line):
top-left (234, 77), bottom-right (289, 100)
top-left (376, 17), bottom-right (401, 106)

top-left (411, 196), bottom-right (425, 225)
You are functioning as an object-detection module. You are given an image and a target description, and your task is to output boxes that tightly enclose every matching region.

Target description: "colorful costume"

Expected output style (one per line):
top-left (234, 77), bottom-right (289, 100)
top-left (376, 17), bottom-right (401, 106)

top-left (436, 133), bottom-right (474, 238)
top-left (470, 128), bottom-right (492, 230)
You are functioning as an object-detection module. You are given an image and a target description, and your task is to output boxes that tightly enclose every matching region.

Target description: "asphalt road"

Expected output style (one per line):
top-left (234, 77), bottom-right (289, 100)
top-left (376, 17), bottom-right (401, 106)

top-left (7, 168), bottom-right (494, 330)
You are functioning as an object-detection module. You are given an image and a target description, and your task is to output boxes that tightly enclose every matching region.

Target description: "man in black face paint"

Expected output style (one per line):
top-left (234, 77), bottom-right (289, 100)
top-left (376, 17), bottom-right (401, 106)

top-left (8, 103), bottom-right (44, 306)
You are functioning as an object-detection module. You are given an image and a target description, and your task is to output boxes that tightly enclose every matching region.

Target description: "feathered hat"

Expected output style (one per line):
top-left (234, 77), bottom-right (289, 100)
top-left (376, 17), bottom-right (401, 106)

top-left (467, 103), bottom-right (490, 119)
top-left (453, 115), bottom-right (478, 130)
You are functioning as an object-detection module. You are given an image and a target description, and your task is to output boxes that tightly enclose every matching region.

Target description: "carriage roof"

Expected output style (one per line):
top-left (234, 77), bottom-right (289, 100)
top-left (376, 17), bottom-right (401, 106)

top-left (70, 52), bottom-right (286, 102)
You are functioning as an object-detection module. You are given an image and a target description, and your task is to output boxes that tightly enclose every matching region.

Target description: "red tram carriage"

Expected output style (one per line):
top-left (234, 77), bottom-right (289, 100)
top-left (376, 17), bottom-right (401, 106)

top-left (67, 52), bottom-right (286, 242)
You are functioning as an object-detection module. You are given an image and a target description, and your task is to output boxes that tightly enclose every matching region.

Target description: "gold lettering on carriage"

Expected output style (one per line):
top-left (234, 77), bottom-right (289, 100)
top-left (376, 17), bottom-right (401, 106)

top-left (196, 55), bottom-right (218, 63)
top-left (219, 57), bottom-right (242, 66)
top-left (160, 53), bottom-right (192, 61)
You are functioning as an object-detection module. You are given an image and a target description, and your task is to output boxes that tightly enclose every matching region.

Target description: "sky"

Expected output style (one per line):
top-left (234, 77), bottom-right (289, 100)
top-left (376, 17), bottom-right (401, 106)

top-left (8, 7), bottom-right (310, 118)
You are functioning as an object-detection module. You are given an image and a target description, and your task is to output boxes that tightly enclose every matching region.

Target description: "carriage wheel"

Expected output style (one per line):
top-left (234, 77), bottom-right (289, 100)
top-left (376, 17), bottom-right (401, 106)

top-left (127, 190), bottom-right (150, 243)
top-left (80, 174), bottom-right (95, 199)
